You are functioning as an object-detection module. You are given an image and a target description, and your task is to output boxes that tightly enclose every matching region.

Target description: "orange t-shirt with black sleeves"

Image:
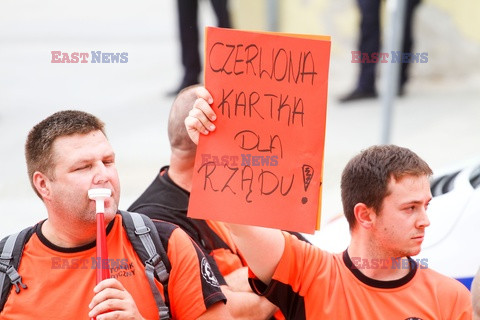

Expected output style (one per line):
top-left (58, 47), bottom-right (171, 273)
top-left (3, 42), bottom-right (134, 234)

top-left (0, 214), bottom-right (225, 320)
top-left (249, 232), bottom-right (472, 320)
top-left (128, 167), bottom-right (245, 278)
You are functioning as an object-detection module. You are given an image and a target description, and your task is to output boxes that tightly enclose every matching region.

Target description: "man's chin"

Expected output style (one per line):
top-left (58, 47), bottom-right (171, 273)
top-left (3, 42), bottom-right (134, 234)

top-left (408, 247), bottom-right (422, 257)
top-left (104, 207), bottom-right (118, 220)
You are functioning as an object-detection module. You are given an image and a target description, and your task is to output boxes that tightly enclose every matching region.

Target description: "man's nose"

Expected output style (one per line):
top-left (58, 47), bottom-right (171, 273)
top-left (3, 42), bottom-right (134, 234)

top-left (417, 207), bottom-right (430, 229)
top-left (92, 162), bottom-right (109, 185)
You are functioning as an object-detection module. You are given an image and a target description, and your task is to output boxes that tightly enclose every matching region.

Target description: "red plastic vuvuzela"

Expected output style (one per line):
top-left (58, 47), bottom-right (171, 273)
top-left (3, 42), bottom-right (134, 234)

top-left (96, 212), bottom-right (110, 282)
top-left (88, 188), bottom-right (112, 320)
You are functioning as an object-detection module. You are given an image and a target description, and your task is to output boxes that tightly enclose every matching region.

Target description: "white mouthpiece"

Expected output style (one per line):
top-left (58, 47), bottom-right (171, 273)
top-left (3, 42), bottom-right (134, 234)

top-left (88, 188), bottom-right (112, 213)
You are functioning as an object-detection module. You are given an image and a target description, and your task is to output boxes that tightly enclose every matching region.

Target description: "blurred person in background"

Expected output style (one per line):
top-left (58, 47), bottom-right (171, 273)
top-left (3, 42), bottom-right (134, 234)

top-left (340, 0), bottom-right (421, 102)
top-left (168, 0), bottom-right (231, 96)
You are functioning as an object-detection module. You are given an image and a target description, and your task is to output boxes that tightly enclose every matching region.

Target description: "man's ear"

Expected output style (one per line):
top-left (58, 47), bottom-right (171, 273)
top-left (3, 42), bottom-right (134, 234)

top-left (33, 171), bottom-right (51, 200)
top-left (353, 203), bottom-right (375, 229)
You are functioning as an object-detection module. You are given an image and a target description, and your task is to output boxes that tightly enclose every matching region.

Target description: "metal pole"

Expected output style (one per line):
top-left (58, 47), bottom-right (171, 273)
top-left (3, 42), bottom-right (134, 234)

top-left (266, 0), bottom-right (279, 32)
top-left (380, 0), bottom-right (406, 144)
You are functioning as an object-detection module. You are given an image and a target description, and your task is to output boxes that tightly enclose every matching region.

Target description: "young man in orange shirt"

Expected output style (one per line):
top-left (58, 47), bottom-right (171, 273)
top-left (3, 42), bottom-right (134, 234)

top-left (185, 86), bottom-right (472, 319)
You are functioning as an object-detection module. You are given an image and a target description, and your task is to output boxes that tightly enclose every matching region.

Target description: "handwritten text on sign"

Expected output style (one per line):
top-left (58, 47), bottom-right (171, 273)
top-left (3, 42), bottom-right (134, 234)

top-left (188, 27), bottom-right (331, 234)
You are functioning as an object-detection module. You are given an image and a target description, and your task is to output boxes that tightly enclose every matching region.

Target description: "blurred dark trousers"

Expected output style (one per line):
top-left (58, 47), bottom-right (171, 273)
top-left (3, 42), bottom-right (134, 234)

top-left (177, 0), bottom-right (231, 85)
top-left (356, 0), bottom-right (421, 92)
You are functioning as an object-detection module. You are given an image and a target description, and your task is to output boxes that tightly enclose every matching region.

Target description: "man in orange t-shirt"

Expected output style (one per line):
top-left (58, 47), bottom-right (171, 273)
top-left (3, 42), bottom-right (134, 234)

top-left (129, 85), bottom-right (293, 319)
top-left (185, 87), bottom-right (473, 319)
top-left (0, 110), bottom-right (229, 319)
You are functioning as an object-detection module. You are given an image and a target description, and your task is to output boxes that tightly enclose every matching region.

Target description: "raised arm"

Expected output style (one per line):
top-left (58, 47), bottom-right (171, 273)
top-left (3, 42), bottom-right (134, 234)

top-left (184, 89), bottom-right (285, 285)
top-left (228, 224), bottom-right (284, 285)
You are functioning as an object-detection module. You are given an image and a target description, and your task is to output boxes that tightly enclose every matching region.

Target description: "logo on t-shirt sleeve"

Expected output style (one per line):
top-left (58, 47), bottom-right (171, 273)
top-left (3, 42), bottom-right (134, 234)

top-left (201, 257), bottom-right (220, 287)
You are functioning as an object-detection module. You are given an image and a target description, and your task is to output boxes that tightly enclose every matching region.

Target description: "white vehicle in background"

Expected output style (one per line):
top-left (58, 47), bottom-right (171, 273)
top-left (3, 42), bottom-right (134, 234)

top-left (309, 161), bottom-right (480, 290)
top-left (418, 162), bottom-right (480, 289)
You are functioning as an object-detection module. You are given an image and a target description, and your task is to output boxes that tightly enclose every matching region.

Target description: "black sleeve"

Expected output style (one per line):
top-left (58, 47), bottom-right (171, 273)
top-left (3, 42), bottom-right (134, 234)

top-left (152, 219), bottom-right (227, 288)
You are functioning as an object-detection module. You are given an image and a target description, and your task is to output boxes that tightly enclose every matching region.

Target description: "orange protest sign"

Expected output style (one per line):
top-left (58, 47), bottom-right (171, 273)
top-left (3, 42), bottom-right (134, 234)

top-left (188, 27), bottom-right (331, 234)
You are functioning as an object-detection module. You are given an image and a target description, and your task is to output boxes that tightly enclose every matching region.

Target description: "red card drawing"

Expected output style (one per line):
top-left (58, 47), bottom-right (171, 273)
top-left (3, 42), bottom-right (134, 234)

top-left (188, 27), bottom-right (331, 234)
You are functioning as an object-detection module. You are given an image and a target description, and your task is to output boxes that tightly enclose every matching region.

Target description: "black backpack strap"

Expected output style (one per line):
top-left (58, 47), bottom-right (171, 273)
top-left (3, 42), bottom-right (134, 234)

top-left (0, 226), bottom-right (35, 312)
top-left (119, 210), bottom-right (171, 320)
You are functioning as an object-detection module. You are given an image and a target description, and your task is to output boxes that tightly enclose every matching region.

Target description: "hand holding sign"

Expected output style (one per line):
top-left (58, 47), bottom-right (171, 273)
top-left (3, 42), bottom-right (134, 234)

top-left (185, 86), bottom-right (216, 144)
top-left (187, 27), bottom-right (331, 234)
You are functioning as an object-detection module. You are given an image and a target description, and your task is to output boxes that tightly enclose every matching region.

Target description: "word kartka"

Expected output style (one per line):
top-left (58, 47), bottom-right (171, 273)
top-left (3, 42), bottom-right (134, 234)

top-left (188, 27), bottom-right (331, 234)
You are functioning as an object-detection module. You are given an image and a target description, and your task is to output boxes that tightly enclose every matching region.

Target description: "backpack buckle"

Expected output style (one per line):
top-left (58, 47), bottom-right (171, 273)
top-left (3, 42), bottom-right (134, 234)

top-left (0, 261), bottom-right (9, 273)
top-left (134, 225), bottom-right (151, 236)
top-left (6, 266), bottom-right (27, 293)
top-left (146, 253), bottom-right (161, 267)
